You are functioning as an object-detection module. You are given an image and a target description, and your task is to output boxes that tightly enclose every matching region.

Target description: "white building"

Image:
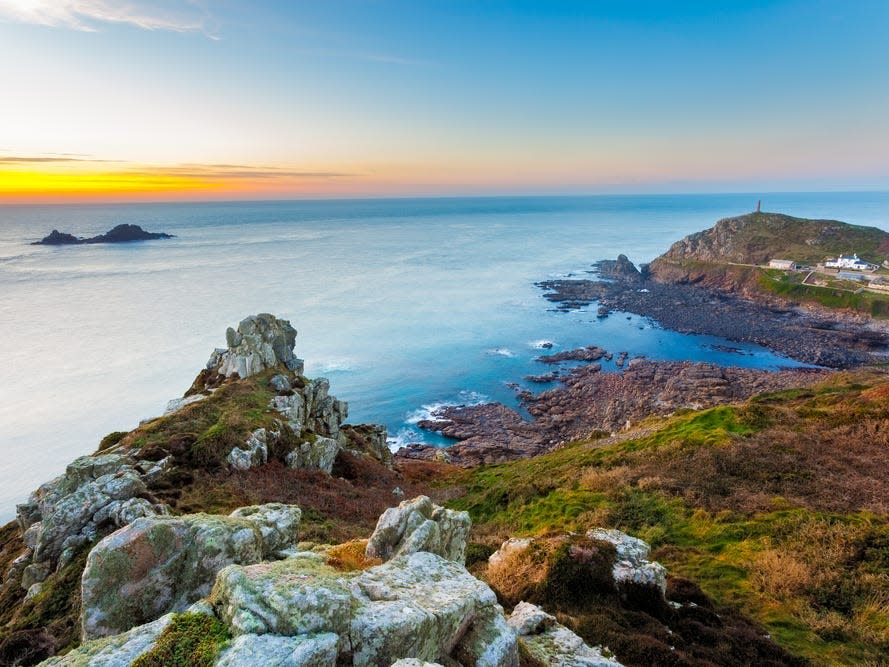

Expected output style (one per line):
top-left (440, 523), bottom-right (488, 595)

top-left (768, 259), bottom-right (796, 270)
top-left (824, 254), bottom-right (876, 271)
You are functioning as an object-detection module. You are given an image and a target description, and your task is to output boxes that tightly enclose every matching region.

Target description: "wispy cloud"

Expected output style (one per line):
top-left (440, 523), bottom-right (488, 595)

top-left (0, 154), bottom-right (121, 164)
top-left (0, 0), bottom-right (216, 37)
top-left (147, 164), bottom-right (353, 180)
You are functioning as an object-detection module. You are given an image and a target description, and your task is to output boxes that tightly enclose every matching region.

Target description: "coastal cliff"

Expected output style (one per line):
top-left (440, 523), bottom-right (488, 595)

top-left (0, 301), bottom-right (887, 664)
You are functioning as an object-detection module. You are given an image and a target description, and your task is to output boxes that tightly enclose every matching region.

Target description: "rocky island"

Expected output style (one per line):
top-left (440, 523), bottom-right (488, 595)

top-left (32, 224), bottom-right (174, 245)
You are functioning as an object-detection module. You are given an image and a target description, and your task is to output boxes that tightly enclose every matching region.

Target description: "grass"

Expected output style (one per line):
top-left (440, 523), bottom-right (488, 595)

top-left (131, 613), bottom-right (229, 667)
top-left (758, 272), bottom-right (889, 317)
top-left (442, 371), bottom-right (889, 665)
top-left (119, 368), bottom-right (296, 470)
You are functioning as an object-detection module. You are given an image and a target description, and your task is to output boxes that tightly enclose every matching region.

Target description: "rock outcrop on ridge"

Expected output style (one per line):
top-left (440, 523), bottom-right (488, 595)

top-left (9, 453), bottom-right (171, 600)
top-left (0, 315), bottom-right (417, 664)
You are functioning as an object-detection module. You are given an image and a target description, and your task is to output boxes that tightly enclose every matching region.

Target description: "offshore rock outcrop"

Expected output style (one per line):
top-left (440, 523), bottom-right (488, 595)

top-left (32, 224), bottom-right (174, 245)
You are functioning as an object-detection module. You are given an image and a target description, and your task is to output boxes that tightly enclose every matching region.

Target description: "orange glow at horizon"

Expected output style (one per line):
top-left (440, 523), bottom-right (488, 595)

top-left (0, 164), bottom-right (371, 203)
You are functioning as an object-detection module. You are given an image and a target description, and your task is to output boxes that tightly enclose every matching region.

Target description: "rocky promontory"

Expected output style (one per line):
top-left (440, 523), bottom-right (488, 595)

top-left (32, 224), bottom-right (174, 245)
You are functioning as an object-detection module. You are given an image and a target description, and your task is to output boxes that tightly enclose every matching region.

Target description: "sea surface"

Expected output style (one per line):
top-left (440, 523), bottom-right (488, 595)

top-left (2, 193), bottom-right (888, 521)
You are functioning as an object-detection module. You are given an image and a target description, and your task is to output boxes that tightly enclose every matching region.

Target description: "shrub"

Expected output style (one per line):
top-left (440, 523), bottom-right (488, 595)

top-left (325, 540), bottom-right (381, 572)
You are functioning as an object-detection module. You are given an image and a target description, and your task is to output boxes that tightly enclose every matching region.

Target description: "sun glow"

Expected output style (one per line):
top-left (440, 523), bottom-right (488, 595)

top-left (0, 166), bottom-right (222, 202)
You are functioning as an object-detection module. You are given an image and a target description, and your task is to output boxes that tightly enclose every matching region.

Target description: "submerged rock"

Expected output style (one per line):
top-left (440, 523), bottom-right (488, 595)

top-left (80, 504), bottom-right (301, 639)
top-left (365, 495), bottom-right (471, 564)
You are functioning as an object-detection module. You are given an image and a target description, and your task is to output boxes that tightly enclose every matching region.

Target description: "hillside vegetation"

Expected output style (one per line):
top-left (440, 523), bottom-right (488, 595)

top-left (655, 212), bottom-right (889, 266)
top-left (649, 212), bottom-right (889, 316)
top-left (443, 370), bottom-right (889, 665)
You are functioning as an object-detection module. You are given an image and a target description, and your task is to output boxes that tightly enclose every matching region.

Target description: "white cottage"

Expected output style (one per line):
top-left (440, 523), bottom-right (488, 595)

top-left (825, 254), bottom-right (876, 271)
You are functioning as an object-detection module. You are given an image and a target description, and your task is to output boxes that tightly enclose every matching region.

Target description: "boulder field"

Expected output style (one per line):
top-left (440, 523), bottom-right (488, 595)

top-left (31, 492), bottom-right (670, 666)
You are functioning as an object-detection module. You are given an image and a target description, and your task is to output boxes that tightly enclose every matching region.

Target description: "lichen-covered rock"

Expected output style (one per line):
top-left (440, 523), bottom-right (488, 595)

top-left (213, 556), bottom-right (353, 637)
top-left (389, 661), bottom-right (444, 667)
top-left (487, 537), bottom-right (533, 570)
top-left (269, 374), bottom-right (293, 393)
top-left (285, 437), bottom-right (340, 473)
top-left (340, 424), bottom-right (393, 467)
top-left (215, 632), bottom-right (339, 667)
top-left (586, 528), bottom-right (667, 595)
top-left (229, 504), bottom-right (302, 557)
top-left (81, 504), bottom-right (302, 639)
top-left (38, 613), bottom-right (173, 667)
top-left (507, 602), bottom-right (623, 667)
top-left (365, 496), bottom-right (471, 564)
top-left (227, 427), bottom-right (270, 471)
top-left (8, 453), bottom-right (169, 591)
top-left (163, 393), bottom-right (206, 415)
top-left (211, 551), bottom-right (517, 666)
top-left (208, 314), bottom-right (303, 378)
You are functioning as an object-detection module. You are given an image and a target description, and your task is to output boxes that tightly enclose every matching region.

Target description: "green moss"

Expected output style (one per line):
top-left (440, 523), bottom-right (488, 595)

top-left (464, 542), bottom-right (496, 568)
top-left (10, 542), bottom-right (94, 655)
top-left (97, 431), bottom-right (128, 452)
top-left (131, 613), bottom-right (229, 667)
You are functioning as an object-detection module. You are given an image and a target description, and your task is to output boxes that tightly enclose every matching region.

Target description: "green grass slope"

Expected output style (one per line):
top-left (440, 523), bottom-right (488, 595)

top-left (443, 370), bottom-right (889, 665)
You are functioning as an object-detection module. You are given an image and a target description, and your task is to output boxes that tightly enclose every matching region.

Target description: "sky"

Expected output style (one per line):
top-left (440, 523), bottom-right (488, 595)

top-left (0, 0), bottom-right (888, 203)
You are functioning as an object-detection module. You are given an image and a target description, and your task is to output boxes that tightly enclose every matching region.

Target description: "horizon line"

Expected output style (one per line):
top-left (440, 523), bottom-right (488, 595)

top-left (2, 188), bottom-right (889, 208)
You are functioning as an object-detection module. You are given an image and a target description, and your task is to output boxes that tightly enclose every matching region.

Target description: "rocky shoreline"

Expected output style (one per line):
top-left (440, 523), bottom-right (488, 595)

top-left (538, 256), bottom-right (889, 369)
top-left (397, 246), bottom-right (889, 467)
top-left (396, 358), bottom-right (828, 466)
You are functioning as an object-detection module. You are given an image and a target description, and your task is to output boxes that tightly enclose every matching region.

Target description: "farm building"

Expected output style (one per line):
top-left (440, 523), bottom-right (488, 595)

top-left (768, 259), bottom-right (797, 270)
top-left (838, 271), bottom-right (869, 282)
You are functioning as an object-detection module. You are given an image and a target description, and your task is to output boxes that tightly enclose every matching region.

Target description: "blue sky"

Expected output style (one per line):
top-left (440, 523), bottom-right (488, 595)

top-left (0, 0), bottom-right (887, 200)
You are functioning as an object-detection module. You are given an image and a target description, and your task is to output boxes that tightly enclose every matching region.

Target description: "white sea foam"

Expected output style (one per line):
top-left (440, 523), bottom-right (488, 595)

top-left (529, 339), bottom-right (556, 349)
top-left (404, 390), bottom-right (490, 425)
top-left (311, 358), bottom-right (358, 374)
top-left (487, 347), bottom-right (516, 357)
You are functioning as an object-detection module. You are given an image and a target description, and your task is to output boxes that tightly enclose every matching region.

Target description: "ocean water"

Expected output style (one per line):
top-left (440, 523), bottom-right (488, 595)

top-left (1, 192), bottom-right (888, 521)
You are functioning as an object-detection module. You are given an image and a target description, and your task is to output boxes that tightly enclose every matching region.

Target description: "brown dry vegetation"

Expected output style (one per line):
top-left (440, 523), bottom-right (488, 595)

top-left (447, 369), bottom-right (889, 665)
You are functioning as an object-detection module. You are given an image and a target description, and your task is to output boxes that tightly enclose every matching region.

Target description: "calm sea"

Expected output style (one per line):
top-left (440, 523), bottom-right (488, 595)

top-left (1, 193), bottom-right (887, 520)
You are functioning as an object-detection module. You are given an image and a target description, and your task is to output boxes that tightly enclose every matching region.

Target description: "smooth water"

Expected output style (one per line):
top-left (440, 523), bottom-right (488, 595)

top-left (1, 193), bottom-right (888, 520)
